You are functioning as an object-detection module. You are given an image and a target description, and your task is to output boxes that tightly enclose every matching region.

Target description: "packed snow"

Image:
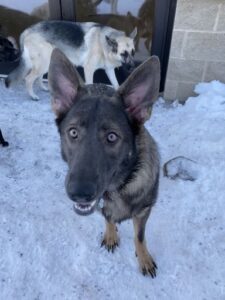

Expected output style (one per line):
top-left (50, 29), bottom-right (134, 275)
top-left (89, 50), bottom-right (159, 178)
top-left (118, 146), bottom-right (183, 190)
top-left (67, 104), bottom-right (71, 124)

top-left (0, 79), bottom-right (224, 300)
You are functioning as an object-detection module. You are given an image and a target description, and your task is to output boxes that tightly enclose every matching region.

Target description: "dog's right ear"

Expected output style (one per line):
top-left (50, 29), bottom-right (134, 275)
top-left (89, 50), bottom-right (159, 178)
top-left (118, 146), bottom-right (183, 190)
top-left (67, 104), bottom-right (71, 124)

top-left (118, 56), bottom-right (160, 124)
top-left (48, 48), bottom-right (84, 117)
top-left (129, 27), bottom-right (137, 39)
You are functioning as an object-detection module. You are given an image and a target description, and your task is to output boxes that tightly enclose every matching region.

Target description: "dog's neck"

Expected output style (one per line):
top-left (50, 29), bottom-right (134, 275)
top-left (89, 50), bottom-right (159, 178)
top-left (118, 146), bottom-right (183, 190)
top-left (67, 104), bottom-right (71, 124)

top-left (119, 127), bottom-right (159, 198)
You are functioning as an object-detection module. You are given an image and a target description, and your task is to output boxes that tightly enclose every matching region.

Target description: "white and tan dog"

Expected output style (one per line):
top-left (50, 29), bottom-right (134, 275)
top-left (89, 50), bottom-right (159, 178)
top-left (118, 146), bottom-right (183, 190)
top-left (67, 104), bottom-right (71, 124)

top-left (5, 20), bottom-right (136, 100)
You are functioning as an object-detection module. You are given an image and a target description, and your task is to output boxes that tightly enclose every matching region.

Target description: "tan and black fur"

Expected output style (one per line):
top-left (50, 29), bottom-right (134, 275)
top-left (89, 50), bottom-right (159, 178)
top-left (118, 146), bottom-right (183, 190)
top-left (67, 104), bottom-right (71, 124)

top-left (5, 20), bottom-right (136, 100)
top-left (48, 48), bottom-right (160, 277)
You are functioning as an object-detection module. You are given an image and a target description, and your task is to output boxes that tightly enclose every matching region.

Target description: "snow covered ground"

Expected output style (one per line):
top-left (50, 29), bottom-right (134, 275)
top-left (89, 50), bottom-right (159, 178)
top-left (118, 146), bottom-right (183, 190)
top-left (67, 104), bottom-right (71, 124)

top-left (0, 79), bottom-right (224, 300)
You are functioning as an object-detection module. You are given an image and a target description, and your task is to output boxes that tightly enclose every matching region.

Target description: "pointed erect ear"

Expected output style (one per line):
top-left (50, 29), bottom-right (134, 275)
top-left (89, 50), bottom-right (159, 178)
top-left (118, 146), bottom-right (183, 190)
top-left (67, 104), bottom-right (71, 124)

top-left (129, 27), bottom-right (137, 39)
top-left (118, 56), bottom-right (160, 124)
top-left (48, 48), bottom-right (84, 117)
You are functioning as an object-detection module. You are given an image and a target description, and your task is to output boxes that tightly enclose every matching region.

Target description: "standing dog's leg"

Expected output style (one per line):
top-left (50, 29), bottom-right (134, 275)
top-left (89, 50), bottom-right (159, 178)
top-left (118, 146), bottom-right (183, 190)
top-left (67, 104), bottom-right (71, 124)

top-left (25, 69), bottom-right (41, 100)
top-left (38, 76), bottom-right (48, 91)
top-left (133, 209), bottom-right (157, 277)
top-left (0, 129), bottom-right (9, 147)
top-left (101, 221), bottom-right (119, 252)
top-left (83, 64), bottom-right (95, 85)
top-left (105, 67), bottom-right (119, 89)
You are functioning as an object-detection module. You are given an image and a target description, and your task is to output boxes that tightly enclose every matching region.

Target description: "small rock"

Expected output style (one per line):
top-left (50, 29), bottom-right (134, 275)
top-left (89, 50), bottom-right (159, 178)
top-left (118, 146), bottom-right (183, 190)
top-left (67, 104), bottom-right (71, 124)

top-left (163, 156), bottom-right (198, 181)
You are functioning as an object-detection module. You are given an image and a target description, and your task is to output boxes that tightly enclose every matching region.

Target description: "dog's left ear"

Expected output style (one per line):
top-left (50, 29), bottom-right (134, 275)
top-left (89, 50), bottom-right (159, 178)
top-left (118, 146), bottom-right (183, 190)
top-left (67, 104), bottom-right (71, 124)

top-left (48, 48), bottom-right (84, 117)
top-left (118, 56), bottom-right (160, 124)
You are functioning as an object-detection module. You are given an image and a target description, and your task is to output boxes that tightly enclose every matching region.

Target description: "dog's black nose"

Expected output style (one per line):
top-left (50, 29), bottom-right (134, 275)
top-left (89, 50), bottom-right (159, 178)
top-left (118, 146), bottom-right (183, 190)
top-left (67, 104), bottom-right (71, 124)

top-left (67, 182), bottom-right (96, 203)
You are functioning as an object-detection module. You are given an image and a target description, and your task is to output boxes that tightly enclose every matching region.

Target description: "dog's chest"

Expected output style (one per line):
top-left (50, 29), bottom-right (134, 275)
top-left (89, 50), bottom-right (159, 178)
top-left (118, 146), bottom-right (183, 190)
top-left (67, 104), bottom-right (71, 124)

top-left (100, 192), bottom-right (131, 223)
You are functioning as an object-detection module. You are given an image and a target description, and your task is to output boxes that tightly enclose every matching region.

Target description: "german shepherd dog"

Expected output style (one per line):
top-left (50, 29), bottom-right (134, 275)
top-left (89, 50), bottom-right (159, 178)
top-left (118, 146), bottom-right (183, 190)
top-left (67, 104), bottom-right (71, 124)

top-left (5, 20), bottom-right (136, 100)
top-left (48, 48), bottom-right (160, 277)
top-left (0, 129), bottom-right (8, 147)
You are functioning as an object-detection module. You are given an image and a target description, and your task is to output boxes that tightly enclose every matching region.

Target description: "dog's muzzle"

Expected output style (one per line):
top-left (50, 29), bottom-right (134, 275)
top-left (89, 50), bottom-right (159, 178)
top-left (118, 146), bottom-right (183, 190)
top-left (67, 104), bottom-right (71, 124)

top-left (73, 199), bottom-right (99, 216)
top-left (66, 179), bottom-right (100, 215)
top-left (121, 52), bottom-right (135, 71)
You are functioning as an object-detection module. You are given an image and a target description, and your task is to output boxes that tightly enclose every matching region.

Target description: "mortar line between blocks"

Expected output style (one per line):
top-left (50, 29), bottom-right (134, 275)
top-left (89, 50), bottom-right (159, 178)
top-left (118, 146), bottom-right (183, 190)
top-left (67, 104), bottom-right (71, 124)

top-left (174, 29), bottom-right (225, 34)
top-left (180, 32), bottom-right (188, 59)
top-left (201, 61), bottom-right (208, 82)
top-left (213, 3), bottom-right (222, 32)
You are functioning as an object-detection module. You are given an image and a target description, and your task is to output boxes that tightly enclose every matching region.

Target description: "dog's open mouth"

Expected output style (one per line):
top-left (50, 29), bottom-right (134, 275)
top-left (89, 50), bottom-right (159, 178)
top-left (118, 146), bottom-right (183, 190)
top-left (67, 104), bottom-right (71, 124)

top-left (73, 199), bottom-right (97, 216)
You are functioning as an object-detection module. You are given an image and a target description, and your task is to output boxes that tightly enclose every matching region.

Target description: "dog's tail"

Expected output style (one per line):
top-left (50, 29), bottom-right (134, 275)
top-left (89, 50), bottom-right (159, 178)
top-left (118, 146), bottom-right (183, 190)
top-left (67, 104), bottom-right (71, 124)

top-left (5, 44), bottom-right (32, 88)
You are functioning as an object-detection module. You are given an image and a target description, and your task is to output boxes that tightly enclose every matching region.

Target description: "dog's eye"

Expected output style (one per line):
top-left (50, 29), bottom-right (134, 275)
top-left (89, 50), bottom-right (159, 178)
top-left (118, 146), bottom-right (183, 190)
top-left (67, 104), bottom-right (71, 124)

top-left (107, 132), bottom-right (118, 143)
top-left (131, 49), bottom-right (135, 56)
top-left (121, 51), bottom-right (128, 58)
top-left (69, 128), bottom-right (78, 139)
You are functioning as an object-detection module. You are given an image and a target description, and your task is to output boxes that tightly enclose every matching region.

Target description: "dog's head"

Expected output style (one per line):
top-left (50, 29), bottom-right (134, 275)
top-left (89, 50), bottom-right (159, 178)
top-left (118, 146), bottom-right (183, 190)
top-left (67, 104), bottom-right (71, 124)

top-left (48, 48), bottom-right (160, 216)
top-left (105, 30), bottom-right (136, 68)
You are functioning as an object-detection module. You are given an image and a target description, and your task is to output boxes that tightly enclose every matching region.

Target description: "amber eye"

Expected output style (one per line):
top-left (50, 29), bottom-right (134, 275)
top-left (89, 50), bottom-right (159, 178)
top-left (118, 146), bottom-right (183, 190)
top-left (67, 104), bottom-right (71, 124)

top-left (69, 128), bottom-right (78, 139)
top-left (107, 132), bottom-right (118, 143)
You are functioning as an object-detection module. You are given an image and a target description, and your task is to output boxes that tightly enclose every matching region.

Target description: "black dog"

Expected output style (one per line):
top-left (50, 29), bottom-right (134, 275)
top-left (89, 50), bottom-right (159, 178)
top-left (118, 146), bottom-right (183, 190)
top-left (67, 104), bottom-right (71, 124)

top-left (0, 129), bottom-right (8, 147)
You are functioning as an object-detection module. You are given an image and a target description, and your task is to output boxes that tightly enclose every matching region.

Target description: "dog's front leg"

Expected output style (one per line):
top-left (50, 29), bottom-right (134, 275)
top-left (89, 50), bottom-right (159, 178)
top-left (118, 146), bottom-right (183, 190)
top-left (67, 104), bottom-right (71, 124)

top-left (101, 220), bottom-right (119, 252)
top-left (133, 209), bottom-right (157, 277)
top-left (83, 64), bottom-right (95, 84)
top-left (105, 68), bottom-right (119, 89)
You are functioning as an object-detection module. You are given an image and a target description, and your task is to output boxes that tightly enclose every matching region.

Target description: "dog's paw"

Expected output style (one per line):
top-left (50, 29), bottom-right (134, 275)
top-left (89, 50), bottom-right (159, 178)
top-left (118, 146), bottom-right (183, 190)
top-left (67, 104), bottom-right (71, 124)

top-left (101, 231), bottom-right (119, 253)
top-left (41, 84), bottom-right (49, 92)
top-left (31, 94), bottom-right (39, 101)
top-left (137, 251), bottom-right (157, 278)
top-left (1, 140), bottom-right (9, 147)
top-left (101, 236), bottom-right (119, 253)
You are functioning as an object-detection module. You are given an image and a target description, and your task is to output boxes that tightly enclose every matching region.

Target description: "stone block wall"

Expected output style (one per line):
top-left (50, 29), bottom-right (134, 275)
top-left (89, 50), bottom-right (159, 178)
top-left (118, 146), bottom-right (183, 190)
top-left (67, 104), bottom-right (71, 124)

top-left (164, 0), bottom-right (225, 101)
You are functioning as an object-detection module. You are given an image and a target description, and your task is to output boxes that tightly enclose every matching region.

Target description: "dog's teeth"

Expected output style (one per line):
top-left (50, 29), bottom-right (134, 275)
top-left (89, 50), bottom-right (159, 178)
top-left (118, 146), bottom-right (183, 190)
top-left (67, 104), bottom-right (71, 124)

top-left (74, 200), bottom-right (96, 212)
